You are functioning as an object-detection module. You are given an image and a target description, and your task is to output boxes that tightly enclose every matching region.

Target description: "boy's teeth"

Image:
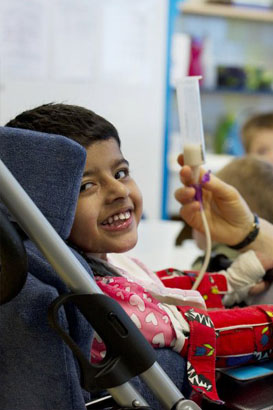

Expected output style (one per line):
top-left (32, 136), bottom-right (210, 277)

top-left (105, 211), bottom-right (130, 224)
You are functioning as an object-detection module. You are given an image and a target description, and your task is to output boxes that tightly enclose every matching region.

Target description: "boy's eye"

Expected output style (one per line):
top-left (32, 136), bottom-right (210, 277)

top-left (80, 182), bottom-right (95, 192)
top-left (115, 169), bottom-right (129, 180)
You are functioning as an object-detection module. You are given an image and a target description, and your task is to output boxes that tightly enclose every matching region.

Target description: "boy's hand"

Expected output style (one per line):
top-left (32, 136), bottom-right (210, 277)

top-left (174, 154), bottom-right (253, 246)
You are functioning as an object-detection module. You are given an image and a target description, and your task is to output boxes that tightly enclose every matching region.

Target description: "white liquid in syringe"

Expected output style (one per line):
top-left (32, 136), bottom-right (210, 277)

top-left (183, 143), bottom-right (205, 183)
top-left (183, 143), bottom-right (204, 166)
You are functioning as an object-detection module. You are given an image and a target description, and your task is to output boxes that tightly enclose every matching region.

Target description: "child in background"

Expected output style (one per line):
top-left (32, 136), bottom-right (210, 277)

top-left (3, 103), bottom-right (273, 405)
top-left (241, 111), bottom-right (273, 164)
top-left (217, 156), bottom-right (273, 225)
top-left (192, 156), bottom-right (273, 306)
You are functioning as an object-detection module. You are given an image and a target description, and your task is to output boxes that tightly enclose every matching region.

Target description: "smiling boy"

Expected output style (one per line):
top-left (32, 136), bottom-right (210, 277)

top-left (69, 138), bottom-right (143, 257)
top-left (1, 103), bottom-right (192, 410)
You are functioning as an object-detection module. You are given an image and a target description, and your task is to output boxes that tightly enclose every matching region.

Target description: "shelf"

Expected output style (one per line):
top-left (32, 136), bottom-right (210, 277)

top-left (201, 87), bottom-right (273, 95)
top-left (171, 84), bottom-right (273, 96)
top-left (180, 1), bottom-right (273, 22)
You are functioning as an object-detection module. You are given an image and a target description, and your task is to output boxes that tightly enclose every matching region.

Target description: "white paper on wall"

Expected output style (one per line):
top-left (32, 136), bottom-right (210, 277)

top-left (0, 0), bottom-right (168, 219)
top-left (51, 0), bottom-right (97, 80)
top-left (100, 0), bottom-right (157, 86)
top-left (0, 0), bottom-right (47, 80)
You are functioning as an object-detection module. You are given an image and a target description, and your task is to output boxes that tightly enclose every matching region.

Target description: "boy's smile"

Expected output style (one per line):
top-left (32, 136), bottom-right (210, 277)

top-left (101, 209), bottom-right (133, 230)
top-left (68, 138), bottom-right (143, 259)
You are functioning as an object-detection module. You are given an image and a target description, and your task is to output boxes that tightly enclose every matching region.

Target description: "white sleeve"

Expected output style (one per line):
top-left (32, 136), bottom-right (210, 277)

top-left (221, 250), bottom-right (265, 306)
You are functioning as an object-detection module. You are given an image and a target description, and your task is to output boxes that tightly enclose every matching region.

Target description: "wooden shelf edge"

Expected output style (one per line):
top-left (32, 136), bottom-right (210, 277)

top-left (180, 1), bottom-right (273, 22)
top-left (201, 87), bottom-right (273, 95)
top-left (170, 84), bottom-right (273, 96)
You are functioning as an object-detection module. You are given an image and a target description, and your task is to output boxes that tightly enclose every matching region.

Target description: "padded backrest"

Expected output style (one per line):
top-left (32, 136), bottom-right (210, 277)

top-left (0, 126), bottom-right (86, 240)
top-left (0, 209), bottom-right (28, 305)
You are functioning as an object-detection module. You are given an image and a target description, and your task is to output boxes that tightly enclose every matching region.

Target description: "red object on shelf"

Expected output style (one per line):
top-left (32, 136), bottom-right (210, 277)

top-left (188, 37), bottom-right (204, 82)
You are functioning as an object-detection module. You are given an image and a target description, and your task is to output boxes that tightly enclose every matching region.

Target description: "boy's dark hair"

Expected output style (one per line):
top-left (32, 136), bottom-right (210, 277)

top-left (5, 103), bottom-right (120, 148)
top-left (241, 112), bottom-right (273, 152)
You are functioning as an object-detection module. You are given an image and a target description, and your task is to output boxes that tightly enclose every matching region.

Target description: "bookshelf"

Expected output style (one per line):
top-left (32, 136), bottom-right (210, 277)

top-left (163, 1), bottom-right (273, 218)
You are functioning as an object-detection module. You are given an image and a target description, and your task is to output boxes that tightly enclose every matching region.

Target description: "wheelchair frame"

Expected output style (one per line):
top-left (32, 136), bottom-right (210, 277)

top-left (0, 158), bottom-right (200, 410)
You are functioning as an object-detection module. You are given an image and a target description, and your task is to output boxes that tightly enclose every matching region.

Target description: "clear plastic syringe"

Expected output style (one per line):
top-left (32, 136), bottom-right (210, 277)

top-left (176, 76), bottom-right (211, 290)
top-left (176, 76), bottom-right (205, 182)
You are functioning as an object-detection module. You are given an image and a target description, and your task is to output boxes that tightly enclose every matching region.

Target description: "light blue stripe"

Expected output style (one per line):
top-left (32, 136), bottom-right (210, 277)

top-left (161, 0), bottom-right (181, 219)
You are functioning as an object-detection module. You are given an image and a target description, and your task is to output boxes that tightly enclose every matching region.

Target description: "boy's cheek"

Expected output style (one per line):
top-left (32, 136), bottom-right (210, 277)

top-left (134, 189), bottom-right (143, 225)
top-left (68, 212), bottom-right (94, 245)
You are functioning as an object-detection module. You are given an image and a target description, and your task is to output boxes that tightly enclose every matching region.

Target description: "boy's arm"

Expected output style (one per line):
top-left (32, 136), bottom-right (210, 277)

top-left (220, 250), bottom-right (266, 306)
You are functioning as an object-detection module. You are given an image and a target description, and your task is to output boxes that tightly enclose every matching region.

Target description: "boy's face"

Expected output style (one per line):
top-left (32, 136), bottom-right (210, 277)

top-left (69, 138), bottom-right (143, 259)
top-left (249, 129), bottom-right (273, 164)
